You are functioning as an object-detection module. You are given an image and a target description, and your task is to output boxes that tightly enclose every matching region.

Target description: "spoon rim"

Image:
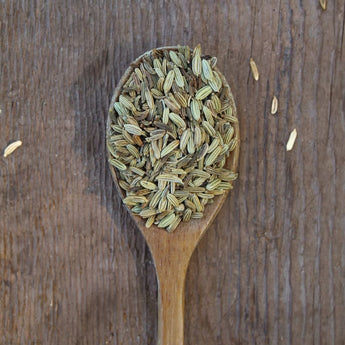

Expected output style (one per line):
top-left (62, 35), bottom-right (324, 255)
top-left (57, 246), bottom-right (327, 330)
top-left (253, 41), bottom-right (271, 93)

top-left (106, 45), bottom-right (240, 237)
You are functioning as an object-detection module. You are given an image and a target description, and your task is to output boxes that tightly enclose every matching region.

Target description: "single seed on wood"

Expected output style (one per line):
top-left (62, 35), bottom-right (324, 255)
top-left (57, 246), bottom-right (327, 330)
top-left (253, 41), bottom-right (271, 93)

top-left (320, 0), bottom-right (327, 10)
top-left (249, 58), bottom-right (259, 81)
top-left (3, 140), bottom-right (22, 157)
top-left (286, 128), bottom-right (297, 151)
top-left (271, 96), bottom-right (278, 114)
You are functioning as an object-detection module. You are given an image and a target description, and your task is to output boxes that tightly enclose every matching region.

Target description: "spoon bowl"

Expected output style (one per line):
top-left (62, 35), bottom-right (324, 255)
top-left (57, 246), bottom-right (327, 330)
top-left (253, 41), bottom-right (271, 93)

top-left (107, 46), bottom-right (240, 345)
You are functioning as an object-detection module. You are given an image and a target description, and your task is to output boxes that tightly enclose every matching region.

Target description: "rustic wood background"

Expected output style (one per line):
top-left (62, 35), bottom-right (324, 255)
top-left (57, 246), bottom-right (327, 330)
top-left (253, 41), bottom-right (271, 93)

top-left (1, 1), bottom-right (344, 344)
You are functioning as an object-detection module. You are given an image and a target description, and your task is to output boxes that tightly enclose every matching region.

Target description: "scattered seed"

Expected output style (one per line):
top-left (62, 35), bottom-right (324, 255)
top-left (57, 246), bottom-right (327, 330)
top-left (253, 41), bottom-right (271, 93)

top-left (320, 0), bottom-right (327, 10)
top-left (271, 96), bottom-right (278, 114)
top-left (3, 140), bottom-right (22, 157)
top-left (249, 58), bottom-right (259, 81)
top-left (286, 128), bottom-right (297, 151)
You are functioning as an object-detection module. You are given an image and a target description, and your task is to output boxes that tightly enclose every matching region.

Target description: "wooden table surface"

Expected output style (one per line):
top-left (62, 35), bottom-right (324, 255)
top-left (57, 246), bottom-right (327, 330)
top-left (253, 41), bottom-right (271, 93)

top-left (1, 1), bottom-right (344, 344)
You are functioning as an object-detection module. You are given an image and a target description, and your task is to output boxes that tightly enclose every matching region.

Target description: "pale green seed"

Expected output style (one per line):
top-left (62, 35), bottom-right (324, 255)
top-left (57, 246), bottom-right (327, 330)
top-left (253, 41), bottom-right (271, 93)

top-left (167, 193), bottom-right (179, 207)
top-left (124, 124), bottom-right (145, 136)
top-left (192, 44), bottom-right (201, 76)
top-left (187, 136), bottom-right (195, 154)
top-left (134, 67), bottom-right (143, 81)
top-left (211, 94), bottom-right (222, 113)
top-left (184, 199), bottom-right (196, 212)
top-left (219, 144), bottom-right (229, 155)
top-left (109, 158), bottom-right (127, 171)
top-left (158, 198), bottom-right (168, 213)
top-left (123, 195), bottom-right (147, 205)
top-left (107, 141), bottom-right (117, 157)
top-left (122, 129), bottom-right (135, 144)
top-left (195, 86), bottom-right (213, 100)
top-left (151, 88), bottom-right (164, 98)
top-left (210, 56), bottom-right (217, 68)
top-left (206, 179), bottom-right (222, 190)
top-left (161, 139), bottom-right (180, 157)
top-left (223, 108), bottom-right (238, 123)
top-left (111, 124), bottom-right (123, 133)
top-left (150, 190), bottom-right (163, 208)
top-left (119, 180), bottom-right (130, 191)
top-left (191, 194), bottom-right (203, 212)
top-left (191, 212), bottom-right (204, 219)
top-left (202, 121), bottom-right (216, 137)
top-left (145, 88), bottom-right (155, 109)
top-left (207, 138), bottom-right (220, 153)
top-left (145, 216), bottom-right (155, 228)
top-left (190, 99), bottom-right (200, 121)
top-left (174, 92), bottom-right (188, 108)
top-left (131, 205), bottom-right (142, 214)
top-left (162, 107), bottom-right (169, 124)
top-left (140, 180), bottom-right (157, 190)
top-left (180, 129), bottom-right (191, 151)
top-left (193, 177), bottom-right (207, 187)
top-left (219, 171), bottom-right (238, 182)
top-left (185, 186), bottom-right (206, 193)
top-left (169, 168), bottom-right (187, 175)
top-left (114, 102), bottom-right (128, 116)
top-left (208, 71), bottom-right (222, 92)
top-left (119, 95), bottom-right (136, 111)
top-left (202, 59), bottom-right (214, 80)
top-left (129, 166), bottom-right (146, 176)
top-left (126, 144), bottom-right (140, 158)
top-left (189, 169), bottom-right (211, 178)
top-left (163, 70), bottom-right (175, 94)
top-left (175, 204), bottom-right (185, 212)
top-left (204, 146), bottom-right (222, 166)
top-left (154, 67), bottom-right (165, 78)
top-left (166, 215), bottom-right (181, 232)
top-left (183, 208), bottom-right (192, 222)
top-left (198, 192), bottom-right (215, 199)
top-left (169, 50), bottom-right (182, 67)
top-left (193, 126), bottom-right (202, 147)
top-left (156, 173), bottom-right (183, 184)
top-left (139, 208), bottom-right (157, 218)
top-left (216, 182), bottom-right (233, 190)
top-left (158, 213), bottom-right (176, 228)
top-left (174, 190), bottom-right (190, 197)
top-left (229, 138), bottom-right (238, 151)
top-left (169, 113), bottom-right (186, 129)
top-left (174, 67), bottom-right (184, 87)
top-left (224, 126), bottom-right (234, 144)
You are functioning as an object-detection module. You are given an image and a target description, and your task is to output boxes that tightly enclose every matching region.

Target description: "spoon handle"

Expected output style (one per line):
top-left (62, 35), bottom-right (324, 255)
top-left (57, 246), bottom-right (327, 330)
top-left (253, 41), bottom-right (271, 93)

top-left (157, 263), bottom-right (188, 345)
top-left (149, 237), bottom-right (195, 345)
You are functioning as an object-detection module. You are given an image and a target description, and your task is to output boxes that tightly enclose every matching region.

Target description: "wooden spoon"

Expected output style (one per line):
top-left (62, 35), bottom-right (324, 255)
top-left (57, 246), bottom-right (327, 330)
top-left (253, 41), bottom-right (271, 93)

top-left (107, 47), bottom-right (240, 345)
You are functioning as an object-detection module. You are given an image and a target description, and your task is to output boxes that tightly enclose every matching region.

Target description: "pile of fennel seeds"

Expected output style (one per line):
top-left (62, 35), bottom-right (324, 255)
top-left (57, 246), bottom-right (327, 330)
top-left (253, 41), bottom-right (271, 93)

top-left (107, 45), bottom-right (238, 232)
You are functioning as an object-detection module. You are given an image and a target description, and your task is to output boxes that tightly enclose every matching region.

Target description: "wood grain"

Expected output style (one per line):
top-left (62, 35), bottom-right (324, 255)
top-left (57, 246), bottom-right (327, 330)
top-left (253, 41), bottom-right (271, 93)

top-left (1, 1), bottom-right (344, 344)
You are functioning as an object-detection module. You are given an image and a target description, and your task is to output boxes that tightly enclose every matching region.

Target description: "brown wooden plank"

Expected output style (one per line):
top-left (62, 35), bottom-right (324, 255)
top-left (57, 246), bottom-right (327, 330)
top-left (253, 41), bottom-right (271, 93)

top-left (1, 0), bottom-right (344, 344)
